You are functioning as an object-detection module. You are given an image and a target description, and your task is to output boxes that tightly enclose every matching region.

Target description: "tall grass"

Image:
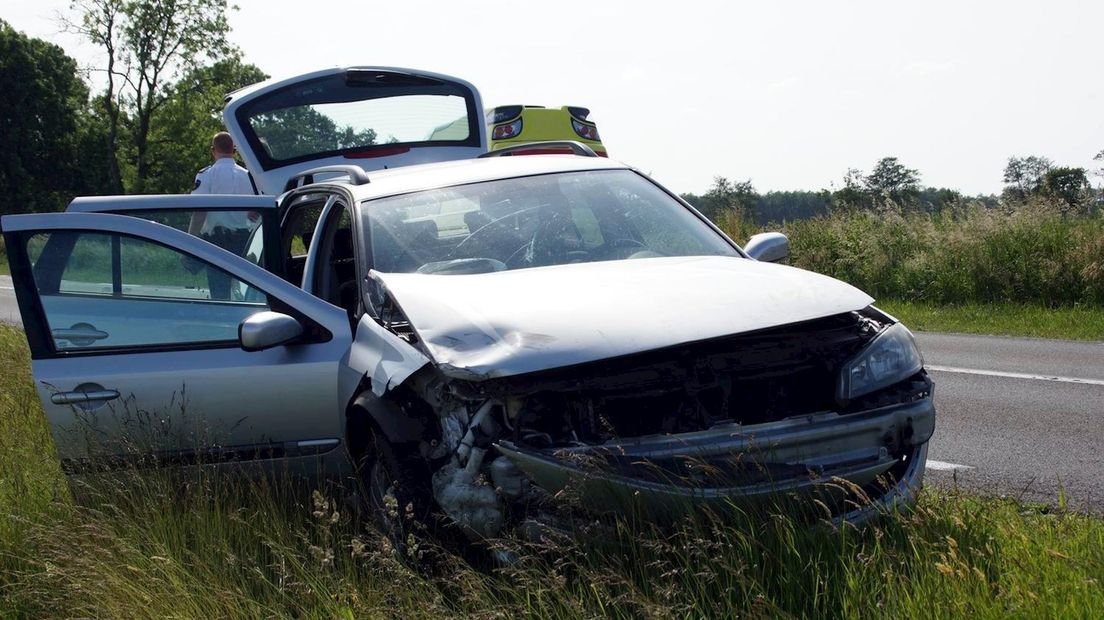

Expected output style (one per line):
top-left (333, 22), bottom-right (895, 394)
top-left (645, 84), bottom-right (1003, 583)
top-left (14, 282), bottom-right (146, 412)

top-left (1, 324), bottom-right (1102, 617)
top-left (721, 204), bottom-right (1104, 306)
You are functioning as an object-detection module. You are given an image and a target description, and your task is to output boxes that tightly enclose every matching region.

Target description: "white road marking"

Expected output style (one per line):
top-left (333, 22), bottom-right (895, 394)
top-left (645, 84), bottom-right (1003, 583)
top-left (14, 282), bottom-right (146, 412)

top-left (927, 365), bottom-right (1104, 386)
top-left (0, 286), bottom-right (13, 290)
top-left (926, 460), bottom-right (973, 472)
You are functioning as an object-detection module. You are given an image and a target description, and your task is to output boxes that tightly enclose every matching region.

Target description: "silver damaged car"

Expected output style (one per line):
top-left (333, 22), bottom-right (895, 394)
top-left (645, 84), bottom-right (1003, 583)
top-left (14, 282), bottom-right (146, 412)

top-left (0, 69), bottom-right (934, 543)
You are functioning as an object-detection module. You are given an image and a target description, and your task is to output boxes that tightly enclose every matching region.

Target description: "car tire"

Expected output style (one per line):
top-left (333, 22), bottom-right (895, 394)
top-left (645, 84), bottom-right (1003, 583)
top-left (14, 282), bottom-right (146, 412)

top-left (353, 417), bottom-right (495, 571)
top-left (360, 431), bottom-right (431, 555)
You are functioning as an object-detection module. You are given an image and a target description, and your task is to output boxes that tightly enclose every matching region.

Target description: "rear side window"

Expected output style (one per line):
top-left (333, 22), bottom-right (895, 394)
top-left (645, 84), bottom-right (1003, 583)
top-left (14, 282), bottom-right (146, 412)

top-left (236, 71), bottom-right (480, 169)
top-left (27, 231), bottom-right (268, 352)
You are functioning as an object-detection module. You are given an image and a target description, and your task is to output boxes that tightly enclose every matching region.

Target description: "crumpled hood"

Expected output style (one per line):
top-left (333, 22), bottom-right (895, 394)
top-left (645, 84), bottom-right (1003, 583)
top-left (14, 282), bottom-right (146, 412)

top-left (374, 256), bottom-right (874, 380)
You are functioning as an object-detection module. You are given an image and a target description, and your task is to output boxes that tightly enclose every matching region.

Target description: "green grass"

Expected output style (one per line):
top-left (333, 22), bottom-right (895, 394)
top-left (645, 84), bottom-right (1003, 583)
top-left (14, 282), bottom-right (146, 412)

top-left (716, 204), bottom-right (1104, 341)
top-left (1, 324), bottom-right (1102, 618)
top-left (878, 299), bottom-right (1104, 341)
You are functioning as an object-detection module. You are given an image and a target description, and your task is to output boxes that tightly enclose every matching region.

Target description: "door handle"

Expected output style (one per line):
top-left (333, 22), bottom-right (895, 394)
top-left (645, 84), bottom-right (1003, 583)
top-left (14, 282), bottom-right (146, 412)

top-left (50, 389), bottom-right (120, 405)
top-left (51, 326), bottom-right (109, 345)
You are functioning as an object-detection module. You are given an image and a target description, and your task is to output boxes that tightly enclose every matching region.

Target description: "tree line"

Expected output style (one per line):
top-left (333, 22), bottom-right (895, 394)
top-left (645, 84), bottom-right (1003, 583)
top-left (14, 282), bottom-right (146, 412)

top-left (2, 2), bottom-right (1102, 221)
top-left (682, 154), bottom-right (1101, 227)
top-left (1, 1), bottom-right (248, 215)
top-left (0, 0), bottom-right (379, 216)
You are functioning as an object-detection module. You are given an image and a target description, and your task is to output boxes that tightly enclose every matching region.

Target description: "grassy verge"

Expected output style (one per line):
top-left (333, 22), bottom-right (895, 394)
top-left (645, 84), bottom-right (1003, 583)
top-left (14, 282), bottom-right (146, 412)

top-left (1, 324), bottom-right (1102, 617)
top-left (877, 299), bottom-right (1104, 341)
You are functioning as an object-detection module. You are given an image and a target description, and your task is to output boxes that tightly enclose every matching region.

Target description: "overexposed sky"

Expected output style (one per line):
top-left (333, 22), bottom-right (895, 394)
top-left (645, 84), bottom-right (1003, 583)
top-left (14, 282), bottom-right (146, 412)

top-left (5, 0), bottom-right (1102, 195)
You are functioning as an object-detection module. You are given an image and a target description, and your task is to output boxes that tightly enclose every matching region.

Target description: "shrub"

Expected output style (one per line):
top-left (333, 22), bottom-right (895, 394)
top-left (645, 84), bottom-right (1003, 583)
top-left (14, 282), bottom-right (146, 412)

top-left (722, 203), bottom-right (1104, 306)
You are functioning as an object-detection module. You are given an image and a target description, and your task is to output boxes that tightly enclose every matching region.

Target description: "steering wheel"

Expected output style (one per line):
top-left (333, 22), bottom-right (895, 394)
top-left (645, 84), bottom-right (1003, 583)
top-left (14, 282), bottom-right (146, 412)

top-left (597, 237), bottom-right (653, 259)
top-left (504, 239), bottom-right (535, 268)
top-left (510, 207), bottom-right (594, 268)
top-left (604, 238), bottom-right (647, 250)
top-left (449, 205), bottom-right (542, 261)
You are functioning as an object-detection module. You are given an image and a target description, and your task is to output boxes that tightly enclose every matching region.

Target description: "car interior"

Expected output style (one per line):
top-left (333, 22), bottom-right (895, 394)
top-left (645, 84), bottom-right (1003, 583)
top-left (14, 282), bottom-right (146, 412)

top-left (285, 200), bottom-right (361, 320)
top-left (280, 202), bottom-right (324, 287)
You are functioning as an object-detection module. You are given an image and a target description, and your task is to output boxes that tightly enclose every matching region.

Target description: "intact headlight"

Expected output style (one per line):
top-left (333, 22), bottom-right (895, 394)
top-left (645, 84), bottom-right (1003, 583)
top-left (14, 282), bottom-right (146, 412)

top-left (838, 323), bottom-right (924, 401)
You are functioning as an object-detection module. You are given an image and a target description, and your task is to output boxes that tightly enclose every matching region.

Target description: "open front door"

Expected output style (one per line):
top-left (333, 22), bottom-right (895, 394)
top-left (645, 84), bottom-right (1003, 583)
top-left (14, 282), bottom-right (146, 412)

top-left (2, 212), bottom-right (352, 473)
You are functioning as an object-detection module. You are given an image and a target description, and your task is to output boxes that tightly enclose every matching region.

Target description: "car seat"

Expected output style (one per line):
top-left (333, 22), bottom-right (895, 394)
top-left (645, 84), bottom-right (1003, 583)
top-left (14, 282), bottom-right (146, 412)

top-left (330, 228), bottom-right (358, 315)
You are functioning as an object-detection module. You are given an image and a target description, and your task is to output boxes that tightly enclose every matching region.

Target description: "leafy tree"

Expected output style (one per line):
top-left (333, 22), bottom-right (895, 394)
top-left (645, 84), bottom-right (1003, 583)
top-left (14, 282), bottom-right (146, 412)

top-left (62, 0), bottom-right (125, 192)
top-left (1002, 155), bottom-right (1053, 200)
top-left (756, 191), bottom-right (831, 224)
top-left (71, 105), bottom-right (124, 198)
top-left (698, 176), bottom-right (757, 222)
top-left (679, 192), bottom-right (703, 210)
top-left (830, 167), bottom-right (869, 209)
top-left (1041, 167), bottom-right (1091, 212)
top-left (64, 0), bottom-right (235, 193)
top-left (250, 107), bottom-right (378, 162)
top-left (915, 187), bottom-right (965, 214)
top-left (144, 57), bottom-right (268, 193)
top-left (0, 20), bottom-right (110, 215)
top-left (864, 157), bottom-right (920, 202)
top-left (684, 188), bottom-right (832, 225)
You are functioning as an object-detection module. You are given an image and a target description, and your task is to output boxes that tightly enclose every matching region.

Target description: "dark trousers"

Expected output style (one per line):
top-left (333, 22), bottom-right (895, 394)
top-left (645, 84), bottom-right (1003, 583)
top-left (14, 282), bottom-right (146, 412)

top-left (202, 227), bottom-right (250, 300)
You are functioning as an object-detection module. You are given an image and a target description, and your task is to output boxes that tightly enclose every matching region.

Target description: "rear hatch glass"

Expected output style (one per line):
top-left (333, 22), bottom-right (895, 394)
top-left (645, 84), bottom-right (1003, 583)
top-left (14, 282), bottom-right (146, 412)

top-left (234, 70), bottom-right (481, 171)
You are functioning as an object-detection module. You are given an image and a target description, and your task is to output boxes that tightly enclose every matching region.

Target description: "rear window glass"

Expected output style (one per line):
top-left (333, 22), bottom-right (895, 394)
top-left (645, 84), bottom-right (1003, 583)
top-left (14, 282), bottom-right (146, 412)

top-left (237, 72), bottom-right (479, 168)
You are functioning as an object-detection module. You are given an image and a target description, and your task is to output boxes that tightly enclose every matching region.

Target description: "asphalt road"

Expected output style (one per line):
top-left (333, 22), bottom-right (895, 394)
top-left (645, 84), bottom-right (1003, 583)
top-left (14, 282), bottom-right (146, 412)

top-left (0, 276), bottom-right (19, 327)
top-left (917, 332), bottom-right (1104, 512)
top-left (0, 278), bottom-right (1100, 510)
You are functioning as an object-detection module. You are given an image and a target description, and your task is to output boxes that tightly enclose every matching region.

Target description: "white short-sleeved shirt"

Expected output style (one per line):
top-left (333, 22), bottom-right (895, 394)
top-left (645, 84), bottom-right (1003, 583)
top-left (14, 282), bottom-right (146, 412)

top-left (191, 157), bottom-right (257, 196)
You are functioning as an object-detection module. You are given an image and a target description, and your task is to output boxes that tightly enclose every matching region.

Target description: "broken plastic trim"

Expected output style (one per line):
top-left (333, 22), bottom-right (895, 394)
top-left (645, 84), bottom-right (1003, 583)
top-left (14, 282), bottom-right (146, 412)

top-left (494, 396), bottom-right (935, 518)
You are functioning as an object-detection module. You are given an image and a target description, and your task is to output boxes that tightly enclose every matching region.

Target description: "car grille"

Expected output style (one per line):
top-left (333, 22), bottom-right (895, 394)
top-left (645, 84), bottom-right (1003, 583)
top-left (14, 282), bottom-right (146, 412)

top-left (509, 311), bottom-right (885, 445)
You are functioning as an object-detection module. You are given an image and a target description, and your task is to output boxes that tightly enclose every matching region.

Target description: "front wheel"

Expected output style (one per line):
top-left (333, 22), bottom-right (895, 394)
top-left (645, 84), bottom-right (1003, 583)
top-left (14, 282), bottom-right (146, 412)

top-left (359, 432), bottom-right (431, 556)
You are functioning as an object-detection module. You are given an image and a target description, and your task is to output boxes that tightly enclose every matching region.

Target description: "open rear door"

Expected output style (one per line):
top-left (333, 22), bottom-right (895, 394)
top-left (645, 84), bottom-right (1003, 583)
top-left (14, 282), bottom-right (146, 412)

top-left (223, 67), bottom-right (486, 195)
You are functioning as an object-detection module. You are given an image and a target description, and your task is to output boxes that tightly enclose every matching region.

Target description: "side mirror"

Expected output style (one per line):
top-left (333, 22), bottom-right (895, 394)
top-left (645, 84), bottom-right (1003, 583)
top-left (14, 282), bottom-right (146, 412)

top-left (239, 311), bottom-right (303, 352)
top-left (744, 232), bottom-right (789, 263)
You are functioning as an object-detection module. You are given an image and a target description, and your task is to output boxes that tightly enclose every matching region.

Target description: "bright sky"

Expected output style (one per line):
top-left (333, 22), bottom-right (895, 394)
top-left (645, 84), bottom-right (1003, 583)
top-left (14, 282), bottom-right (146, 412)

top-left (5, 0), bottom-right (1102, 195)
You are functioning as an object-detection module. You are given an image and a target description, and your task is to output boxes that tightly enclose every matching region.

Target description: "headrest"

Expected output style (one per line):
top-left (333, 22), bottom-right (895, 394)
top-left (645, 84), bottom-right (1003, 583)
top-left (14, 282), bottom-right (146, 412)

top-left (402, 219), bottom-right (438, 241)
top-left (332, 227), bottom-right (354, 259)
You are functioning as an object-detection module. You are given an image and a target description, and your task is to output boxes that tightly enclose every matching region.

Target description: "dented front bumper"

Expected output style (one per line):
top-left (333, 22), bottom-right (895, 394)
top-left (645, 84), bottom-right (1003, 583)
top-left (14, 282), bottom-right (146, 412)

top-left (495, 395), bottom-right (935, 521)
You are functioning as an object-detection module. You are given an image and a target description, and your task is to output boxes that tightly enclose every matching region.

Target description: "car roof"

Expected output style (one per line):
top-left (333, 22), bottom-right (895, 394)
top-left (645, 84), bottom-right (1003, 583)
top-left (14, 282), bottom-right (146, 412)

top-left (64, 156), bottom-right (632, 212)
top-left (331, 154), bottom-right (631, 202)
top-left (67, 195), bottom-right (277, 213)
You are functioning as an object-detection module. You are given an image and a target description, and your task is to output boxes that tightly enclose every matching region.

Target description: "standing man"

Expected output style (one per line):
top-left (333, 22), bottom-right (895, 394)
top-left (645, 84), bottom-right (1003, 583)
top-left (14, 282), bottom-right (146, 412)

top-left (187, 131), bottom-right (261, 299)
top-left (192, 131), bottom-right (258, 195)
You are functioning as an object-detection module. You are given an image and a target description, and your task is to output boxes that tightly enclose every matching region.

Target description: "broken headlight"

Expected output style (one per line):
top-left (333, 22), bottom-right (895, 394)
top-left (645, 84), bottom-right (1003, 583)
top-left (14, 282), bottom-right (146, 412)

top-left (837, 322), bottom-right (923, 401)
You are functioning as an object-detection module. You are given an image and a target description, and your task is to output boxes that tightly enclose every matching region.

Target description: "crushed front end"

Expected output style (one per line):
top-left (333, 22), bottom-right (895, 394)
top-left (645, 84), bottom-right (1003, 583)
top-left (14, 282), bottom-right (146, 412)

top-left (401, 308), bottom-right (934, 540)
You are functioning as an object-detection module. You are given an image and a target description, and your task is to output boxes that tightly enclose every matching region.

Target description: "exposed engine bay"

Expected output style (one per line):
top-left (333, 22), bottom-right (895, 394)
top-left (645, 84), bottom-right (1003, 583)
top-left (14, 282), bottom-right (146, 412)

top-left (383, 309), bottom-right (936, 541)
